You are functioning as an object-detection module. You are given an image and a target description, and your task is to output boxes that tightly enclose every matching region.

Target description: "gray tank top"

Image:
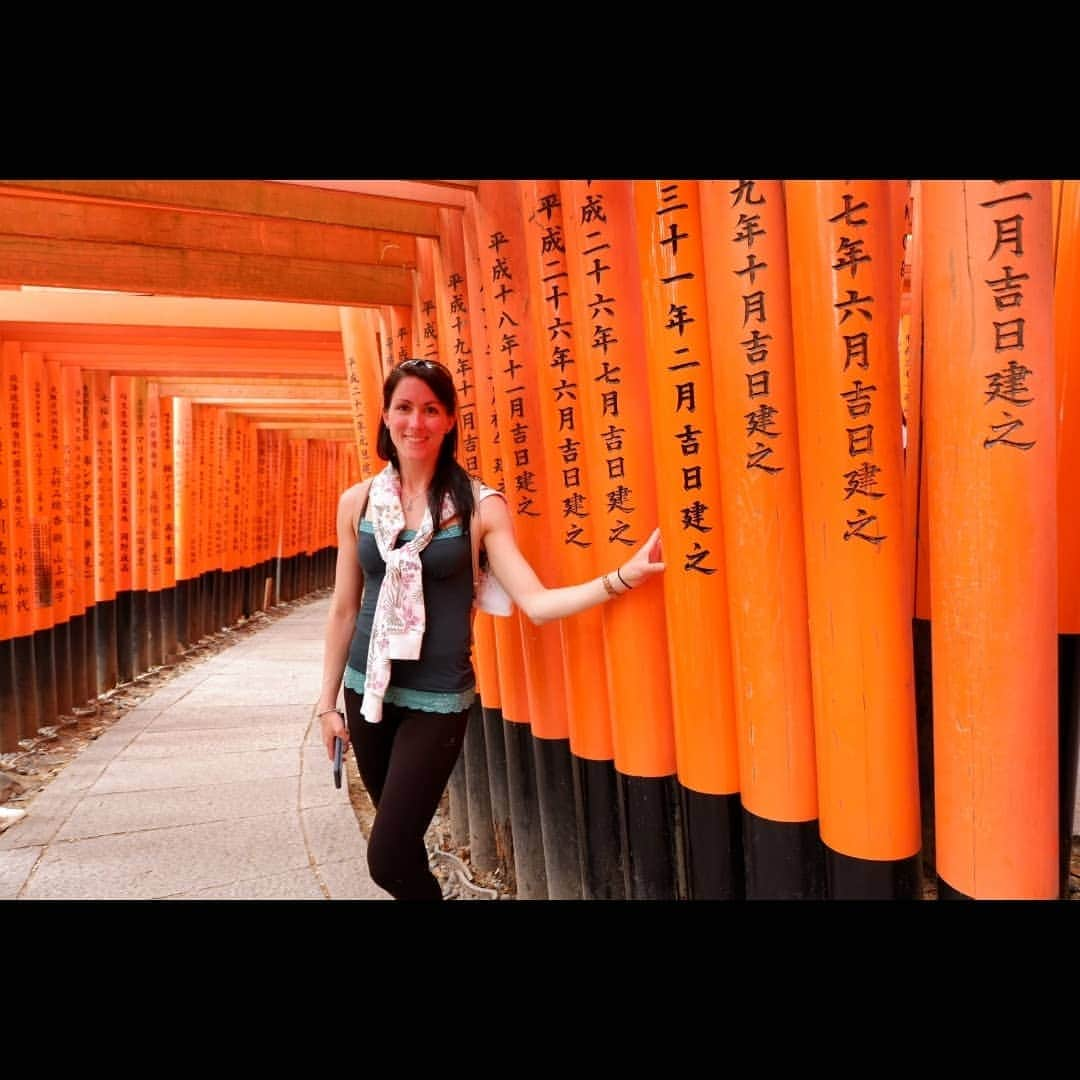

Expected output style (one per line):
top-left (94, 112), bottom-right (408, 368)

top-left (347, 522), bottom-right (475, 697)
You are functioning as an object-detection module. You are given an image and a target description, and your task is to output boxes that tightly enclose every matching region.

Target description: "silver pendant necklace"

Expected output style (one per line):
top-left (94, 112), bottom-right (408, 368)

top-left (403, 490), bottom-right (426, 513)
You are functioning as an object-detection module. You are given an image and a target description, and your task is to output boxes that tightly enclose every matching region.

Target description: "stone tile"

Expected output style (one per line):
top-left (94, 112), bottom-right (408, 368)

top-left (179, 675), bottom-right (315, 707)
top-left (89, 748), bottom-right (300, 794)
top-left (299, 745), bottom-right (352, 810)
top-left (147, 704), bottom-right (314, 731)
top-left (0, 847), bottom-right (44, 898)
top-left (165, 867), bottom-right (326, 900)
top-left (21, 813), bottom-right (310, 899)
top-left (0, 792), bottom-right (82, 851)
top-left (319, 857), bottom-right (391, 901)
top-left (57, 777), bottom-right (299, 840)
top-left (301, 805), bottom-right (367, 866)
top-left (119, 722), bottom-right (307, 760)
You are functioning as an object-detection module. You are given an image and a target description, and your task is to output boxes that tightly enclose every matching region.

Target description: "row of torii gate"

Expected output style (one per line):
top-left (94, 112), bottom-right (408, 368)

top-left (0, 179), bottom-right (1076, 900)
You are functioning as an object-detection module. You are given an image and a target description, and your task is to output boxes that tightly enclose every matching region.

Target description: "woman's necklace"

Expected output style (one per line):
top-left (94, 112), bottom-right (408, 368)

top-left (402, 488), bottom-right (427, 513)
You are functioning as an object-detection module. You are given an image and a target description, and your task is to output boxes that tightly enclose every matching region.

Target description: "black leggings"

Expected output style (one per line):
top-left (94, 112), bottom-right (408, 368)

top-left (344, 688), bottom-right (469, 901)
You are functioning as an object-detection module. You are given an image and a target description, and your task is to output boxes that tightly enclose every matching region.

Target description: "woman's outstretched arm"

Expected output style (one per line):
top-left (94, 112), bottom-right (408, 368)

top-left (478, 493), bottom-right (664, 626)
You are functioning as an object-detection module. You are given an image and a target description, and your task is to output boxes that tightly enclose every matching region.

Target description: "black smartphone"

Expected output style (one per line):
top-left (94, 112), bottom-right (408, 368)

top-left (333, 735), bottom-right (344, 789)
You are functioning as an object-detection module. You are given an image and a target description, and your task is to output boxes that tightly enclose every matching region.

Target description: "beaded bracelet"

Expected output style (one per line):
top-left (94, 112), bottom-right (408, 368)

top-left (601, 573), bottom-right (619, 597)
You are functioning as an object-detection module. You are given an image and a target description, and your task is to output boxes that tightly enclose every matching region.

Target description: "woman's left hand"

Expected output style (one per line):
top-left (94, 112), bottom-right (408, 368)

top-left (617, 527), bottom-right (665, 590)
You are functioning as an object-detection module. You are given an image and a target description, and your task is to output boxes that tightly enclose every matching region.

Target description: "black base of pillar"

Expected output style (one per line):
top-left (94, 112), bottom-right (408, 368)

top-left (115, 589), bottom-right (134, 683)
top-left (32, 627), bottom-right (59, 729)
top-left (447, 747), bottom-right (471, 849)
top-left (573, 756), bottom-right (626, 900)
top-left (825, 845), bottom-right (922, 899)
top-left (68, 612), bottom-right (89, 709)
top-left (147, 589), bottom-right (163, 668)
top-left (132, 588), bottom-right (149, 675)
top-left (161, 587), bottom-right (178, 662)
top-left (680, 786), bottom-right (745, 899)
top-left (913, 617), bottom-right (936, 881)
top-left (13, 634), bottom-right (40, 742)
top-left (481, 705), bottom-right (513, 883)
top-left (463, 701), bottom-right (497, 873)
top-left (53, 619), bottom-right (74, 717)
top-left (618, 772), bottom-right (681, 900)
top-left (503, 718), bottom-right (547, 900)
top-left (93, 597), bottom-right (119, 697)
top-left (742, 808), bottom-right (826, 899)
top-left (3, 638), bottom-right (31, 750)
top-left (1059, 634), bottom-right (1079, 900)
top-left (533, 735), bottom-right (582, 899)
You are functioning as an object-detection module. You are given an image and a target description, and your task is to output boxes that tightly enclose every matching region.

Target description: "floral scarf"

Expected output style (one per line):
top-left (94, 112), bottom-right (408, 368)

top-left (360, 464), bottom-right (455, 725)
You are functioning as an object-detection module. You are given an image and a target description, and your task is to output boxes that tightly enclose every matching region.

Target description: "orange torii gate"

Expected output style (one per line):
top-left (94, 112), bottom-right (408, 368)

top-left (0, 178), bottom-right (1076, 901)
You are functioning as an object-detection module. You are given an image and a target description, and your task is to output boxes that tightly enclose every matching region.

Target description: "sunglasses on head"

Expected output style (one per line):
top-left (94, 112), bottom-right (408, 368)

top-left (397, 358), bottom-right (451, 375)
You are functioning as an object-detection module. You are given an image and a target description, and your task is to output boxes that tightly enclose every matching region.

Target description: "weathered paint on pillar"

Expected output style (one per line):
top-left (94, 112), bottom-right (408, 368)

top-left (923, 180), bottom-right (1058, 899)
top-left (785, 180), bottom-right (921, 896)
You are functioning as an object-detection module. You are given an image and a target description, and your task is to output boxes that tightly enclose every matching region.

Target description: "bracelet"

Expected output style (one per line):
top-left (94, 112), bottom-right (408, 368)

top-left (601, 573), bottom-right (619, 597)
top-left (616, 568), bottom-right (633, 590)
top-left (316, 707), bottom-right (344, 720)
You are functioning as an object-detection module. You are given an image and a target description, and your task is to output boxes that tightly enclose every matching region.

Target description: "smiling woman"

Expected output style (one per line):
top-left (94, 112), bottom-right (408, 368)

top-left (313, 356), bottom-right (666, 901)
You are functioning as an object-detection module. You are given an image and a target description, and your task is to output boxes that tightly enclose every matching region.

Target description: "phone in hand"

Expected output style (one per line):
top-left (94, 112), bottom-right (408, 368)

top-left (333, 735), bottom-right (344, 789)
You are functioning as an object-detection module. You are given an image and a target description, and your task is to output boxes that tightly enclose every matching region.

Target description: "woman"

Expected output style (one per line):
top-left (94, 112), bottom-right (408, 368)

top-left (315, 357), bottom-right (665, 900)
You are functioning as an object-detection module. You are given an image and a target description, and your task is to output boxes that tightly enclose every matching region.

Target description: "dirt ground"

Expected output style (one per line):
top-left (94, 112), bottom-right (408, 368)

top-left (2, 589), bottom-right (1077, 901)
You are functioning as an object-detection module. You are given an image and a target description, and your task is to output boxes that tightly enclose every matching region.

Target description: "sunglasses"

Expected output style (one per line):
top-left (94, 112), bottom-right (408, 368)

top-left (397, 358), bottom-right (451, 375)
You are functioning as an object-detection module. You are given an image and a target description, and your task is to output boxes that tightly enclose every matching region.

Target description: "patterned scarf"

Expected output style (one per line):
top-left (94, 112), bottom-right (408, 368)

top-left (361, 463), bottom-right (455, 725)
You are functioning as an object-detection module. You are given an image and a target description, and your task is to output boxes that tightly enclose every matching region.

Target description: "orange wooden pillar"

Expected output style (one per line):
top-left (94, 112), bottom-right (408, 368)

top-left (561, 180), bottom-right (679, 899)
top-left (240, 417), bottom-right (261, 611)
top-left (216, 408), bottom-right (234, 627)
top-left (89, 370), bottom-right (118, 695)
top-left (924, 179), bottom-right (1058, 900)
top-left (413, 238), bottom-right (440, 361)
top-left (22, 350), bottom-right (60, 730)
top-left (471, 180), bottom-right (579, 899)
top-left (160, 395), bottom-right (178, 647)
top-left (130, 377), bottom-right (151, 674)
top-left (110, 374), bottom-right (136, 682)
top-left (376, 308), bottom-right (394, 378)
top-left (172, 397), bottom-right (196, 646)
top-left (463, 188), bottom-right (542, 897)
top-left (45, 358), bottom-right (75, 718)
top-left (785, 180), bottom-right (922, 898)
top-left (517, 179), bottom-right (625, 898)
top-left (192, 404), bottom-right (212, 636)
top-left (699, 179), bottom-right (824, 898)
top-left (0, 339), bottom-right (13, 750)
top-left (2, 342), bottom-right (38, 745)
top-left (1054, 180), bottom-right (1080, 897)
top-left (387, 305), bottom-right (412, 367)
top-left (268, 430), bottom-right (288, 605)
top-left (905, 180), bottom-right (938, 875)
top-left (147, 384), bottom-right (172, 660)
top-left (61, 364), bottom-right (92, 710)
top-left (254, 429), bottom-right (273, 609)
top-left (145, 382), bottom-right (164, 668)
top-left (339, 307), bottom-right (383, 478)
top-left (432, 204), bottom-right (501, 875)
top-left (461, 191), bottom-right (530, 892)
top-left (631, 180), bottom-right (742, 899)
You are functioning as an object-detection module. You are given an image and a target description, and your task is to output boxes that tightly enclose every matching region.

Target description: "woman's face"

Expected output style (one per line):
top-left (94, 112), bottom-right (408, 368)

top-left (384, 375), bottom-right (455, 468)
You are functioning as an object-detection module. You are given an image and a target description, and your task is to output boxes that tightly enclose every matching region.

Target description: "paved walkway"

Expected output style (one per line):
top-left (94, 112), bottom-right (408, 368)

top-left (0, 596), bottom-right (389, 900)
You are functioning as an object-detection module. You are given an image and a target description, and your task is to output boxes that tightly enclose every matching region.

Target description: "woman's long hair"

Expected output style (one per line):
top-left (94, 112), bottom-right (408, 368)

top-left (376, 358), bottom-right (475, 528)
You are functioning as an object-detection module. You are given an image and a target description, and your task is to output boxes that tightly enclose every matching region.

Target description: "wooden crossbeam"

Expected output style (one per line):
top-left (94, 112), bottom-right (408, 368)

top-left (0, 180), bottom-right (442, 235)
